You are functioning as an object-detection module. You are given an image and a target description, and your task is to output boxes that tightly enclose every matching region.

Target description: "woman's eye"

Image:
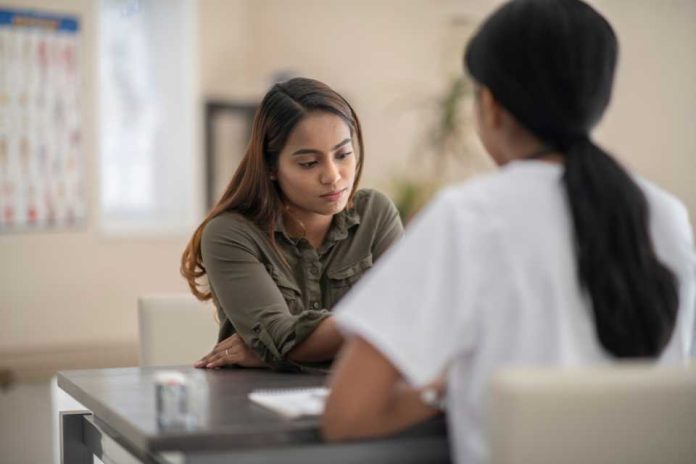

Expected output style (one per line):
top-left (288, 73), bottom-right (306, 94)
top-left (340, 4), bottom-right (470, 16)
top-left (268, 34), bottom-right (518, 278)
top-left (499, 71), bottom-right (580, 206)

top-left (299, 161), bottom-right (318, 168)
top-left (336, 151), bottom-right (353, 160)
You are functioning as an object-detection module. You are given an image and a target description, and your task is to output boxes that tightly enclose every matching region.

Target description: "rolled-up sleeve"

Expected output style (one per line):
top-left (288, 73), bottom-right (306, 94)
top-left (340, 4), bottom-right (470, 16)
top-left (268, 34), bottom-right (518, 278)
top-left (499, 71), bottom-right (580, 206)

top-left (201, 215), bottom-right (330, 369)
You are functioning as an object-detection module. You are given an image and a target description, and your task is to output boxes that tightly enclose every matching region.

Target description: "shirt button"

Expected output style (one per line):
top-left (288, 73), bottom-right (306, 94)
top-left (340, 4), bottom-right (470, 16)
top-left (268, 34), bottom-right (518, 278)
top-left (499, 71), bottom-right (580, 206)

top-left (312, 301), bottom-right (320, 309)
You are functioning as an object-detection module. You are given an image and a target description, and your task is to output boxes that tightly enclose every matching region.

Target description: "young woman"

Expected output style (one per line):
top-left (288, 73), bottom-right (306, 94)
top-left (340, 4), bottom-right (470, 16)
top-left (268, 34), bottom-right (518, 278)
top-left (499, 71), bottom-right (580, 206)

top-left (322, 1), bottom-right (695, 463)
top-left (181, 78), bottom-right (403, 371)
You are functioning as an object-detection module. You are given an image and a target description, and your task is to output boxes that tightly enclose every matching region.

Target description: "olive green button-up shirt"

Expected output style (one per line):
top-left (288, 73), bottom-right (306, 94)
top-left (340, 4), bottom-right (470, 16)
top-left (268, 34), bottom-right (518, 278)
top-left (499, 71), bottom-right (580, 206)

top-left (201, 189), bottom-right (403, 370)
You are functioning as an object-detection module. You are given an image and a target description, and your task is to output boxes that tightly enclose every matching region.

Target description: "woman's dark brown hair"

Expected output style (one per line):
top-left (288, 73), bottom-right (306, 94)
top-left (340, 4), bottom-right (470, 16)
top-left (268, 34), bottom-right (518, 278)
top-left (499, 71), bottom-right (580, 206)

top-left (181, 78), bottom-right (365, 300)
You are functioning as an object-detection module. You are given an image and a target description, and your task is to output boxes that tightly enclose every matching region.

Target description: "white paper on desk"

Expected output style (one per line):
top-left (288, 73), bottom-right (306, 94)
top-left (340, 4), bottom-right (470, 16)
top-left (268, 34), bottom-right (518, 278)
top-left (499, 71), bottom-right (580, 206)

top-left (248, 387), bottom-right (329, 419)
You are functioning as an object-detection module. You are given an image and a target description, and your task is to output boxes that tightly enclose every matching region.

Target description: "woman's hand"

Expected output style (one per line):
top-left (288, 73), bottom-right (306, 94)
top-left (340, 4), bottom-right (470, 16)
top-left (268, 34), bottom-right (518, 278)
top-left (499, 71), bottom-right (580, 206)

top-left (194, 333), bottom-right (266, 368)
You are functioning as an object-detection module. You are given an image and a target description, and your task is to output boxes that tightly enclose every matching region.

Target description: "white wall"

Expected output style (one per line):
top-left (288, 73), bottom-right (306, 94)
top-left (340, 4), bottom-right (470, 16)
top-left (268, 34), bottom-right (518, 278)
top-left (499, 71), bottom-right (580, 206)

top-left (199, 0), bottom-right (252, 98)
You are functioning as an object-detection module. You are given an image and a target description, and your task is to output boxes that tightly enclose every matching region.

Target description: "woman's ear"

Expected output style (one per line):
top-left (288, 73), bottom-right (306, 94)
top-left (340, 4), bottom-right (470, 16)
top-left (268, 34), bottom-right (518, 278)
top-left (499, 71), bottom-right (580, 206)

top-left (479, 86), bottom-right (502, 129)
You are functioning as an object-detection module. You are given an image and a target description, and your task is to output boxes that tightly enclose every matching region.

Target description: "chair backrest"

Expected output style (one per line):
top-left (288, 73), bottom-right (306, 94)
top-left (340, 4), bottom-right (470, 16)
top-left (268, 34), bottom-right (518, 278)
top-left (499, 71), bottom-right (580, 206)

top-left (137, 294), bottom-right (219, 367)
top-left (488, 362), bottom-right (696, 464)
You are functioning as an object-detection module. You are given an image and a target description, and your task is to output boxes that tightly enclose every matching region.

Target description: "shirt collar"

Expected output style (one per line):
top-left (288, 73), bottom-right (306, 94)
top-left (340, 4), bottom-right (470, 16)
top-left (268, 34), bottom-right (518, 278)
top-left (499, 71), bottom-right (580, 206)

top-left (324, 205), bottom-right (361, 244)
top-left (274, 206), bottom-right (361, 249)
top-left (274, 214), bottom-right (293, 242)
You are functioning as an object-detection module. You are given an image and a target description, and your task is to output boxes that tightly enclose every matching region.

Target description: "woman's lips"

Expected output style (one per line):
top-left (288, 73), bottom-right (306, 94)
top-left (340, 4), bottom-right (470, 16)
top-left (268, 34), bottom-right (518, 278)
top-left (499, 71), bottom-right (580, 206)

top-left (321, 188), bottom-right (347, 202)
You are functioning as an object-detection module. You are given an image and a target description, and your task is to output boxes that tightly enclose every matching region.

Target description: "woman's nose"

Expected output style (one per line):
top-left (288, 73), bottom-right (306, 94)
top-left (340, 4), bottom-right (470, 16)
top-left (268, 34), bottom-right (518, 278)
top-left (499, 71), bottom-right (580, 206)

top-left (320, 161), bottom-right (341, 185)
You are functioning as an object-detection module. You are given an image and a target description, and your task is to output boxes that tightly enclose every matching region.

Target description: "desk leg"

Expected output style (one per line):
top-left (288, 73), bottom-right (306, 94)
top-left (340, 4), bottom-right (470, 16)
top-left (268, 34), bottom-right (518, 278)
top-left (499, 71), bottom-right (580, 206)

top-left (61, 411), bottom-right (93, 464)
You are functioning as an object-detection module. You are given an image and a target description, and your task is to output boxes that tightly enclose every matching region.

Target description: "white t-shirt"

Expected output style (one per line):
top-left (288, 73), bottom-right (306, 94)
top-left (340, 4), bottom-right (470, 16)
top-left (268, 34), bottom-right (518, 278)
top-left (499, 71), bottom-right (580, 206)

top-left (335, 160), bottom-right (696, 464)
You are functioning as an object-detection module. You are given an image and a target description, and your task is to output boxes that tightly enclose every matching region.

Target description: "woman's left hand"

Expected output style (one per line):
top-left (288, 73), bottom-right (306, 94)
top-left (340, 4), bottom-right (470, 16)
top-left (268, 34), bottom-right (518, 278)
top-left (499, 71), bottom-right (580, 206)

top-left (194, 333), bottom-right (266, 368)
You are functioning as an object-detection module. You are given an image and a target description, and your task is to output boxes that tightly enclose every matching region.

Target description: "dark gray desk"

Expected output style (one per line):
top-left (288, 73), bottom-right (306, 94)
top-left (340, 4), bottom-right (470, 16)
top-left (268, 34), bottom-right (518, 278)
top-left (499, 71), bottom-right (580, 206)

top-left (58, 366), bottom-right (451, 464)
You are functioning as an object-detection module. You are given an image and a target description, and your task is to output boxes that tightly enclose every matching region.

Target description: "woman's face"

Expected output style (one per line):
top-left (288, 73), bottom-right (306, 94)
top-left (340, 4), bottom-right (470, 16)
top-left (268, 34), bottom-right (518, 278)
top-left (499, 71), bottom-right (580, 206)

top-left (274, 111), bottom-right (357, 222)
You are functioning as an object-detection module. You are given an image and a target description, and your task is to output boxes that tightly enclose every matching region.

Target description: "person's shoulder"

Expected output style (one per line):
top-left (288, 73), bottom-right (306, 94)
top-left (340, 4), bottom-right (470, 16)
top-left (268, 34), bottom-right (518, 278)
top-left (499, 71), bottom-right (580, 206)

top-left (202, 211), bottom-right (261, 247)
top-left (433, 170), bottom-right (502, 212)
top-left (418, 170), bottom-right (524, 233)
top-left (636, 177), bottom-right (692, 238)
top-left (638, 177), bottom-right (688, 215)
top-left (353, 188), bottom-right (393, 206)
top-left (352, 188), bottom-right (398, 216)
top-left (446, 163), bottom-right (563, 210)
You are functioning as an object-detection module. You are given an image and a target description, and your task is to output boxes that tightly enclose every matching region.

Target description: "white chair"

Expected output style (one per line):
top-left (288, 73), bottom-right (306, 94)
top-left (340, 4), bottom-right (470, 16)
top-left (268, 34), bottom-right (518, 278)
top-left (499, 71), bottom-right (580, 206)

top-left (137, 294), bottom-right (219, 367)
top-left (488, 362), bottom-right (696, 464)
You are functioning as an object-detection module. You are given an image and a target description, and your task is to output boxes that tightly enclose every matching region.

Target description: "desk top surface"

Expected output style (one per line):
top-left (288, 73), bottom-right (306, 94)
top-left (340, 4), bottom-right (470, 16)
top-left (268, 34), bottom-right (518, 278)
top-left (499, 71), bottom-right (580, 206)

top-left (57, 366), bottom-right (447, 454)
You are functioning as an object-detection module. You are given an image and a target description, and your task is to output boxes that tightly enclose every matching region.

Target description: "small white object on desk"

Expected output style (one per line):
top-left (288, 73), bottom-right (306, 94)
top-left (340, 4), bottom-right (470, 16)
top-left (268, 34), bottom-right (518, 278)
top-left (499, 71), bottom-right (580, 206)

top-left (248, 387), bottom-right (329, 419)
top-left (155, 371), bottom-right (189, 429)
top-left (154, 370), bottom-right (209, 429)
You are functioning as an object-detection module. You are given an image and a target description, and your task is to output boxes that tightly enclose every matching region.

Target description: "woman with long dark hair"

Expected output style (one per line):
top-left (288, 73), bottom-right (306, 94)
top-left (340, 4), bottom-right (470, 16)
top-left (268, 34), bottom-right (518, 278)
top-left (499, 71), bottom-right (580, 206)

top-left (321, 1), bottom-right (695, 462)
top-left (181, 78), bottom-right (402, 370)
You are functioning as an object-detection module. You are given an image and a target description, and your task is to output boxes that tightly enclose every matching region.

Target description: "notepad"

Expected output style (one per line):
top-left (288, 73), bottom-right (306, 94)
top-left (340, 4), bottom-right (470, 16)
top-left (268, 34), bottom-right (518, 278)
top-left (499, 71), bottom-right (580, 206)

top-left (248, 386), bottom-right (329, 419)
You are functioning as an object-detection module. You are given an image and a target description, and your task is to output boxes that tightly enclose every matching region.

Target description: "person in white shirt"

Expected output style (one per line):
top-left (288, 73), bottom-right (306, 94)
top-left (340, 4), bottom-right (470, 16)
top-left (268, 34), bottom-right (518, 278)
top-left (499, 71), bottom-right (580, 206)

top-left (320, 1), bottom-right (696, 463)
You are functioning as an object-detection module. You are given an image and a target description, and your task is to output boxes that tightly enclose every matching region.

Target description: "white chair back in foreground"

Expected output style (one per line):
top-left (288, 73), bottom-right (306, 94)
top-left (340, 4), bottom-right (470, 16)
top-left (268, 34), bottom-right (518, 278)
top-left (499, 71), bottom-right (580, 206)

top-left (489, 362), bottom-right (696, 464)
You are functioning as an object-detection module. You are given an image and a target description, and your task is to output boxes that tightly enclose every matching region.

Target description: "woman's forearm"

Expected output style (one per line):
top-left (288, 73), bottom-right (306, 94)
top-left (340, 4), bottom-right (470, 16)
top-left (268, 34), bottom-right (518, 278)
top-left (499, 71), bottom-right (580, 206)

top-left (288, 317), bottom-right (344, 362)
top-left (322, 337), bottom-right (440, 441)
top-left (324, 382), bottom-right (438, 440)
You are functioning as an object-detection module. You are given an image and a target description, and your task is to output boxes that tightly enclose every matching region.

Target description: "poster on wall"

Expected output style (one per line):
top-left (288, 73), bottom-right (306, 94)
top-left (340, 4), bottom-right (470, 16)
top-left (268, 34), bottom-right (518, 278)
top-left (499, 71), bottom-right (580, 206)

top-left (0, 9), bottom-right (85, 232)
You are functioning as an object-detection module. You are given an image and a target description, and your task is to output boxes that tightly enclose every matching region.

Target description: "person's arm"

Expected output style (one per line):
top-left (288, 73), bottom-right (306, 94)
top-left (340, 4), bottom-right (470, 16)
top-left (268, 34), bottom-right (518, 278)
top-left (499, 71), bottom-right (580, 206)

top-left (197, 216), bottom-right (332, 369)
top-left (195, 333), bottom-right (265, 368)
top-left (288, 317), bottom-right (344, 362)
top-left (198, 315), bottom-right (343, 367)
top-left (322, 336), bottom-right (441, 441)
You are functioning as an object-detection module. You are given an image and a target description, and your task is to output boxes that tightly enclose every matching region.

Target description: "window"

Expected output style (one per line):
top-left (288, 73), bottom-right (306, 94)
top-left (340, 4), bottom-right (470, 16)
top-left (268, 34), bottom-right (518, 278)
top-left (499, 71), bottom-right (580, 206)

top-left (99, 0), bottom-right (200, 234)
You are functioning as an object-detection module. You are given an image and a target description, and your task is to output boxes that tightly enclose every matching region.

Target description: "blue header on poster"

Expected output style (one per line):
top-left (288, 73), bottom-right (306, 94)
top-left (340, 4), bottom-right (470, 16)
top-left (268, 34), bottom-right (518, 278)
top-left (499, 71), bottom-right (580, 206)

top-left (0, 8), bottom-right (79, 32)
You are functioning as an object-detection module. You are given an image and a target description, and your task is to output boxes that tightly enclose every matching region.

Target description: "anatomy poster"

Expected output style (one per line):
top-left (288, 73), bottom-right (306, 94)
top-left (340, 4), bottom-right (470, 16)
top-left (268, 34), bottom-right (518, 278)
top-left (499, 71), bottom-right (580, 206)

top-left (0, 9), bottom-right (85, 232)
